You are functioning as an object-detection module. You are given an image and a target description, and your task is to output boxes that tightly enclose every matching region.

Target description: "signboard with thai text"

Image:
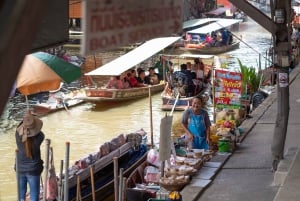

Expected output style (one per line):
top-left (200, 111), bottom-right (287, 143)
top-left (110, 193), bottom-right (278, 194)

top-left (82, 0), bottom-right (183, 55)
top-left (214, 69), bottom-right (242, 109)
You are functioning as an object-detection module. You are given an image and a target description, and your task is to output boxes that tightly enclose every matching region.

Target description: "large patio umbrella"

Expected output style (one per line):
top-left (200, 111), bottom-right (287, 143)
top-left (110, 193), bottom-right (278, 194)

top-left (16, 52), bottom-right (81, 95)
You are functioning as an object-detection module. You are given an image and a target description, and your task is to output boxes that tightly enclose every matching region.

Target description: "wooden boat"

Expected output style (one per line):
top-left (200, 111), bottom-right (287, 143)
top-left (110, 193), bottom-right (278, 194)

top-left (181, 41), bottom-right (240, 55)
top-left (159, 53), bottom-right (214, 111)
top-left (31, 98), bottom-right (84, 116)
top-left (161, 85), bottom-right (211, 111)
top-left (63, 132), bottom-right (148, 201)
top-left (79, 83), bottom-right (165, 102)
top-left (80, 37), bottom-right (181, 103)
top-left (30, 90), bottom-right (85, 116)
top-left (178, 18), bottom-right (241, 55)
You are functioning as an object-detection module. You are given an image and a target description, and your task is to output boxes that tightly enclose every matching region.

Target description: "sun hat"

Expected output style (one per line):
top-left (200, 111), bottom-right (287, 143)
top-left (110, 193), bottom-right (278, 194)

top-left (17, 112), bottom-right (43, 142)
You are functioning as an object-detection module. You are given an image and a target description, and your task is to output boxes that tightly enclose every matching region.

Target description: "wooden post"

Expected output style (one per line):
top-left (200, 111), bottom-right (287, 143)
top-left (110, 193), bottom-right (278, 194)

top-left (113, 157), bottom-right (119, 201)
top-left (122, 177), bottom-right (127, 201)
top-left (58, 160), bottom-right (64, 201)
top-left (64, 142), bottom-right (70, 201)
top-left (149, 87), bottom-right (154, 147)
top-left (118, 168), bottom-right (124, 201)
top-left (76, 175), bottom-right (82, 201)
top-left (43, 139), bottom-right (51, 201)
top-left (90, 166), bottom-right (96, 201)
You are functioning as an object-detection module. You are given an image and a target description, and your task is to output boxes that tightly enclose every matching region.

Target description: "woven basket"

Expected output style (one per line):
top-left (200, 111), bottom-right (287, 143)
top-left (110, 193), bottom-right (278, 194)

top-left (159, 180), bottom-right (188, 191)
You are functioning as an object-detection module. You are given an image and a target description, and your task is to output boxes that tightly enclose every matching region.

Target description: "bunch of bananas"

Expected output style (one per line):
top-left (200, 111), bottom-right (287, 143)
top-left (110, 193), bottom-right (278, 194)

top-left (169, 191), bottom-right (182, 201)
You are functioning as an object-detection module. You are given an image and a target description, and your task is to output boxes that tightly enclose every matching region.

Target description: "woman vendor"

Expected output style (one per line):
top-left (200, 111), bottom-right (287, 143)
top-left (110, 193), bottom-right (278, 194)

top-left (181, 96), bottom-right (211, 149)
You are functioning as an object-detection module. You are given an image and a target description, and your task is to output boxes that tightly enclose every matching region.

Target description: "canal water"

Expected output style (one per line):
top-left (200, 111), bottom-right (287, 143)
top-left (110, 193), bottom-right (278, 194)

top-left (0, 18), bottom-right (271, 201)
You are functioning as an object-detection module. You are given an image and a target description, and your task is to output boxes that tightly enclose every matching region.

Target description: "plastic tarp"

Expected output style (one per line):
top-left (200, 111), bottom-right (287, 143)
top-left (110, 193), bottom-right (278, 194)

top-left (85, 37), bottom-right (181, 76)
top-left (187, 19), bottom-right (241, 34)
top-left (206, 7), bottom-right (227, 16)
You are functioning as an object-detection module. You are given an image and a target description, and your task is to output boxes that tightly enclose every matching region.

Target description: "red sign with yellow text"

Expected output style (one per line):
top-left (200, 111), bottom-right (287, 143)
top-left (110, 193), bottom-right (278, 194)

top-left (82, 0), bottom-right (183, 55)
top-left (214, 69), bottom-right (242, 108)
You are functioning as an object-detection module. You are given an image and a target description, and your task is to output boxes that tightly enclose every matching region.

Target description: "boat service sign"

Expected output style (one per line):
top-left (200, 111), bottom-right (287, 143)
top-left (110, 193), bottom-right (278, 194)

top-left (82, 0), bottom-right (183, 55)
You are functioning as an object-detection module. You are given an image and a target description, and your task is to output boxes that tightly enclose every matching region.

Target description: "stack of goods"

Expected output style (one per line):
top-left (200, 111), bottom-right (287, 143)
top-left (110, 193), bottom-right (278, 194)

top-left (210, 110), bottom-right (238, 153)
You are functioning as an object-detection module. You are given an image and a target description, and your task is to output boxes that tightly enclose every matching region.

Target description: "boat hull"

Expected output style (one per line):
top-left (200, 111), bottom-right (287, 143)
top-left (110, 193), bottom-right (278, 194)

top-left (31, 99), bottom-right (84, 116)
top-left (67, 143), bottom-right (148, 201)
top-left (161, 87), bottom-right (211, 111)
top-left (80, 83), bottom-right (165, 102)
top-left (80, 153), bottom-right (147, 201)
top-left (161, 96), bottom-right (193, 111)
top-left (180, 42), bottom-right (240, 55)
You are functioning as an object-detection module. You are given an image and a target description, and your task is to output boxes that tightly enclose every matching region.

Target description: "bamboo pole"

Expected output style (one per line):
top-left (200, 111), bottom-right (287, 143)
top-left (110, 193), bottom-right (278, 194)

top-left (170, 93), bottom-right (179, 116)
top-left (43, 139), bottom-right (51, 201)
top-left (122, 177), bottom-right (127, 201)
top-left (58, 160), bottom-right (64, 201)
top-left (149, 87), bottom-right (154, 147)
top-left (113, 157), bottom-right (119, 201)
top-left (16, 150), bottom-right (20, 201)
top-left (90, 166), bottom-right (96, 201)
top-left (76, 175), bottom-right (82, 201)
top-left (118, 168), bottom-right (124, 201)
top-left (212, 63), bottom-right (216, 123)
top-left (64, 142), bottom-right (70, 201)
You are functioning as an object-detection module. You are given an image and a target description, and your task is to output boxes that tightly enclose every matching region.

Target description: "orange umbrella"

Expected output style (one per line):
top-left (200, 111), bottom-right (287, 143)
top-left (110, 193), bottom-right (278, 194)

top-left (16, 52), bottom-right (81, 95)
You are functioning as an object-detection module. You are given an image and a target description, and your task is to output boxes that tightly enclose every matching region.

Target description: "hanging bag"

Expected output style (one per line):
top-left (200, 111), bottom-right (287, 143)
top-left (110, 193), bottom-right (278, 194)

top-left (46, 147), bottom-right (58, 200)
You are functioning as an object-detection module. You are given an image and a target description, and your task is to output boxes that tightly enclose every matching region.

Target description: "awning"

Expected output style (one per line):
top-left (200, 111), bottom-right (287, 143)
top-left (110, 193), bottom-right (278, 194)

top-left (187, 19), bottom-right (241, 34)
top-left (161, 53), bottom-right (215, 59)
top-left (179, 54), bottom-right (215, 59)
top-left (85, 37), bottom-right (181, 76)
top-left (206, 7), bottom-right (227, 16)
top-left (182, 18), bottom-right (216, 30)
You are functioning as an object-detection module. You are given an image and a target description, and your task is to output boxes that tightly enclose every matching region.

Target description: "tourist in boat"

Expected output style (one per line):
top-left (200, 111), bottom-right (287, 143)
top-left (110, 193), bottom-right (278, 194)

top-left (127, 72), bottom-right (145, 87)
top-left (136, 69), bottom-right (150, 85)
top-left (106, 76), bottom-right (124, 89)
top-left (15, 111), bottom-right (44, 201)
top-left (181, 96), bottom-right (211, 150)
top-left (194, 58), bottom-right (205, 81)
top-left (147, 67), bottom-right (160, 85)
top-left (172, 64), bottom-right (194, 97)
top-left (221, 29), bottom-right (229, 46)
top-left (120, 73), bottom-right (131, 89)
top-left (205, 33), bottom-right (212, 44)
top-left (154, 56), bottom-right (173, 81)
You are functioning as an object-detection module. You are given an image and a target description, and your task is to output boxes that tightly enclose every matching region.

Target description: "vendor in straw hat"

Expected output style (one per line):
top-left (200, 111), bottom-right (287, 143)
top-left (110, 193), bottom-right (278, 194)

top-left (15, 111), bottom-right (44, 201)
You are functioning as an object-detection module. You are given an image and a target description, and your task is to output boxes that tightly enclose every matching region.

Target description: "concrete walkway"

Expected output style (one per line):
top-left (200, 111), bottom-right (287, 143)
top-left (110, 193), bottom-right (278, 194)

top-left (181, 65), bottom-right (300, 201)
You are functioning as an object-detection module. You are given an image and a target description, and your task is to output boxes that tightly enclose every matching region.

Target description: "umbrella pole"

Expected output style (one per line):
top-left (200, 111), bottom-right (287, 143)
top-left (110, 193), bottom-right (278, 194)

top-left (25, 95), bottom-right (29, 111)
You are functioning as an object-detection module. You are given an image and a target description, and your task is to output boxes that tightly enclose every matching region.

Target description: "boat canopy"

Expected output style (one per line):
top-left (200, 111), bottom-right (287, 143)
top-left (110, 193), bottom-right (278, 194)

top-left (187, 19), bottom-right (241, 34)
top-left (182, 18), bottom-right (216, 30)
top-left (85, 37), bottom-right (180, 76)
top-left (179, 54), bottom-right (214, 59)
top-left (161, 53), bottom-right (215, 59)
top-left (206, 7), bottom-right (227, 16)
